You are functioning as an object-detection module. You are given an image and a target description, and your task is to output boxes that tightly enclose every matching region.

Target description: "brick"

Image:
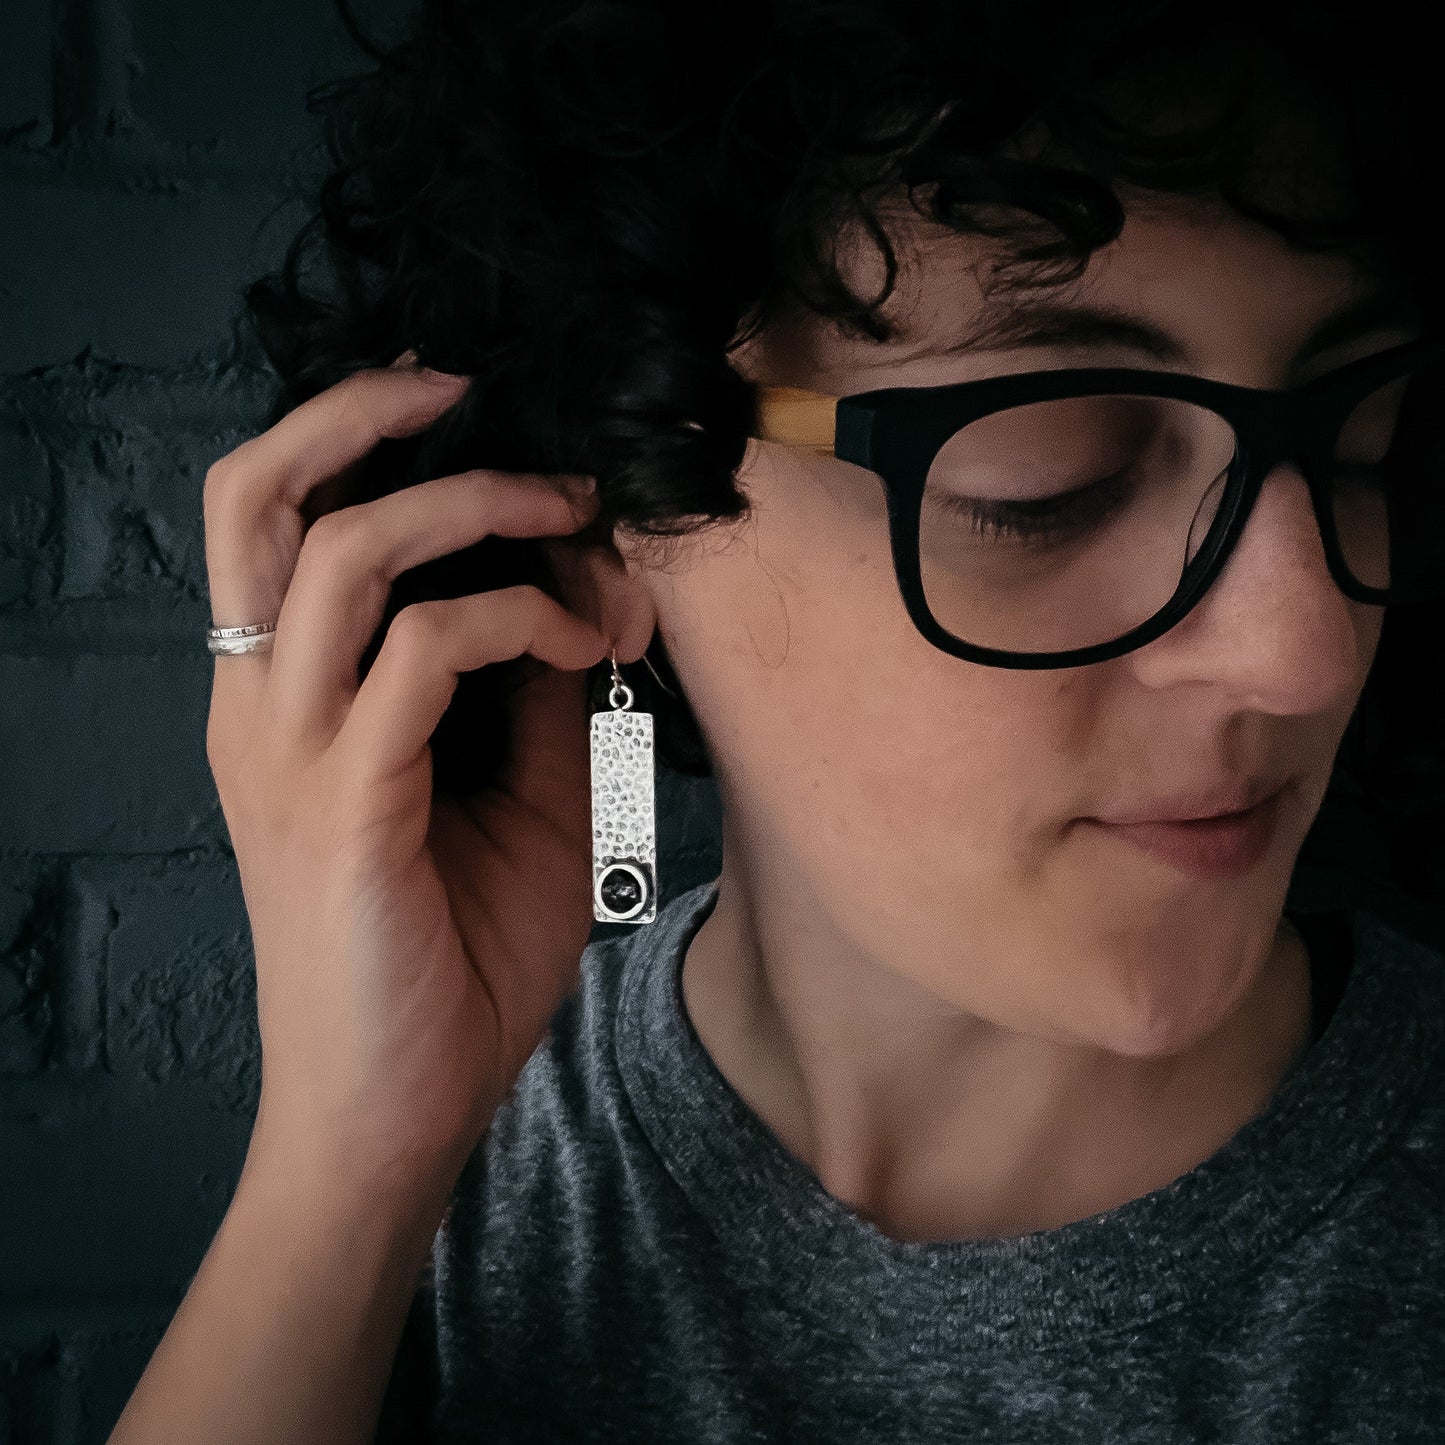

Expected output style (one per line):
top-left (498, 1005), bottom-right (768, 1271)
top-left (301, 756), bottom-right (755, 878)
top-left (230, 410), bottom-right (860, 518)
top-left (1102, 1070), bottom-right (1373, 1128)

top-left (0, 1326), bottom-right (175, 1445)
top-left (0, 656), bottom-right (221, 854)
top-left (0, 860), bottom-right (51, 961)
top-left (2, 352), bottom-right (274, 441)
top-left (68, 854), bottom-right (259, 1106)
top-left (56, 1326), bottom-right (174, 1445)
top-left (128, 0), bottom-right (410, 161)
top-left (1, 399), bottom-right (223, 610)
top-left (50, 420), bottom-right (214, 605)
top-left (0, 172), bottom-right (296, 372)
top-left (0, 859), bottom-right (59, 1076)
top-left (0, 359), bottom-right (271, 634)
top-left (0, 4), bottom-right (51, 141)
top-left (50, 0), bottom-right (137, 149)
top-left (0, 559), bottom-right (30, 612)
top-left (0, 423), bottom-right (56, 610)
top-left (0, 1337), bottom-right (62, 1445)
top-left (0, 1098), bottom-right (252, 1310)
top-left (0, 356), bottom-right (271, 619)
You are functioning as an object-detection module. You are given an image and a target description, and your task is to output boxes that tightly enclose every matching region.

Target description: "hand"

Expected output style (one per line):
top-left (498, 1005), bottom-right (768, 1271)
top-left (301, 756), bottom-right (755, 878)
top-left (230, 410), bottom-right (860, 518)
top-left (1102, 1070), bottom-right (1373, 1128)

top-left (202, 357), bottom-right (654, 1202)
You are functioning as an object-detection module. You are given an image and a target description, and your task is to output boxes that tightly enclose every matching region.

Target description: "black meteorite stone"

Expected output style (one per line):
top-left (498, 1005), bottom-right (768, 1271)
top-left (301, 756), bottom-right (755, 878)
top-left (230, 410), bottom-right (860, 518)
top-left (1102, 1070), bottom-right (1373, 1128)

top-left (600, 866), bottom-right (644, 914)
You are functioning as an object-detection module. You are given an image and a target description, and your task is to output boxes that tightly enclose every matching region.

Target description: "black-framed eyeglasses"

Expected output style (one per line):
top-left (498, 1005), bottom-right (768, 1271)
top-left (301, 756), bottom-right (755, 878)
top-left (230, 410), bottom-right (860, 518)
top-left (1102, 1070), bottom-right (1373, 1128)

top-left (752, 337), bottom-right (1445, 670)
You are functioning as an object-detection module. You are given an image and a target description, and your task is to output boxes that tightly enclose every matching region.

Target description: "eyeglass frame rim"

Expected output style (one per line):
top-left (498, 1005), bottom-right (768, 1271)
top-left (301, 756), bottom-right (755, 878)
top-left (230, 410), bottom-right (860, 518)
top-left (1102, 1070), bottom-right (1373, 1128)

top-left (749, 335), bottom-right (1445, 670)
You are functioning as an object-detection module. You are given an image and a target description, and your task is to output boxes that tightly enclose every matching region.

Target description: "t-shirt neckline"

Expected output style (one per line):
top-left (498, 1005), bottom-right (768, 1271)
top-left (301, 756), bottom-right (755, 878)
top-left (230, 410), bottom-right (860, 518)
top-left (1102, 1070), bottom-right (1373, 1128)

top-left (613, 875), bottom-right (1444, 1352)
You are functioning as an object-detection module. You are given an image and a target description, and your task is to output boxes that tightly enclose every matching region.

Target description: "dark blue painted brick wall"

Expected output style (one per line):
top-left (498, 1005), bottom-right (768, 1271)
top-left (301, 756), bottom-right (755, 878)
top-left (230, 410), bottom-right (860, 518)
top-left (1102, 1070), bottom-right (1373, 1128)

top-left (0, 4), bottom-right (723, 1439)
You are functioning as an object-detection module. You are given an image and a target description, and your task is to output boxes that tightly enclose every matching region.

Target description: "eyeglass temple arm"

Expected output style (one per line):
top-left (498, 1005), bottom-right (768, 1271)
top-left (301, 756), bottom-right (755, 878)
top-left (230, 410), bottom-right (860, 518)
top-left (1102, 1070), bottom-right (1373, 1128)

top-left (751, 385), bottom-right (840, 458)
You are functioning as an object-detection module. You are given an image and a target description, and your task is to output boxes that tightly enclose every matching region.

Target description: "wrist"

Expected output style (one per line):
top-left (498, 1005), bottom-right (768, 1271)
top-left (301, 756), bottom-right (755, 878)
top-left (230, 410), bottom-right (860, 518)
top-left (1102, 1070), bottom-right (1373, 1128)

top-left (236, 1121), bottom-right (465, 1257)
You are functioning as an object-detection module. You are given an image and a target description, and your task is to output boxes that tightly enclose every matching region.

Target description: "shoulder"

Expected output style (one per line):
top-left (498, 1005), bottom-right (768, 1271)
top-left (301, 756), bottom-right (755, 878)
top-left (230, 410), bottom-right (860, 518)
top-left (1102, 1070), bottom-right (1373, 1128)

top-left (457, 929), bottom-right (636, 1207)
top-left (373, 921), bottom-right (654, 1445)
top-left (444, 876), bottom-right (716, 1225)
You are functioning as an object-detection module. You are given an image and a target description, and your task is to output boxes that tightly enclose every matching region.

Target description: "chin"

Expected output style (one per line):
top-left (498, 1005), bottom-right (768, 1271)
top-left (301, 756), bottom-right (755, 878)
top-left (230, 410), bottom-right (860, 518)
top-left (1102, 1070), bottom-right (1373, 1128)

top-left (1073, 916), bottom-right (1280, 1060)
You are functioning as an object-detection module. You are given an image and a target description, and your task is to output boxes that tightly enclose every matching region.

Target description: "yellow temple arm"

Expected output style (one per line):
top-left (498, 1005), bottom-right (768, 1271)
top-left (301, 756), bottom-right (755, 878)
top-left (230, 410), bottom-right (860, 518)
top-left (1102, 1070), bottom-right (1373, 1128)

top-left (752, 385), bottom-right (839, 457)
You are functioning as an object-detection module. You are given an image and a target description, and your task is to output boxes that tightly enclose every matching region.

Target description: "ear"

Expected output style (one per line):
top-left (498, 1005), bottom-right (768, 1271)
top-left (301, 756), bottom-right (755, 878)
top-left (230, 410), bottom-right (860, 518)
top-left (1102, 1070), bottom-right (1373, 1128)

top-left (545, 523), bottom-right (661, 667)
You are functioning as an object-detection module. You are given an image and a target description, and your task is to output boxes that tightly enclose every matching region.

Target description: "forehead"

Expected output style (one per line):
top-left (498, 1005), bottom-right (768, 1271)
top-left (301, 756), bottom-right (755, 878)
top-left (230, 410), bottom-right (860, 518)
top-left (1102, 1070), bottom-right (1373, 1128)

top-left (937, 197), bottom-right (1395, 327)
top-left (754, 191), bottom-right (1417, 389)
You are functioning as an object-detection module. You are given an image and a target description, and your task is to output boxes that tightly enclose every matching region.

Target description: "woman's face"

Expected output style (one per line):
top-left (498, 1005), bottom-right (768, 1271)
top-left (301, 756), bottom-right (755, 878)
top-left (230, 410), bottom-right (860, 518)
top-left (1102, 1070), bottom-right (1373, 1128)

top-left (617, 191), bottom-right (1418, 1058)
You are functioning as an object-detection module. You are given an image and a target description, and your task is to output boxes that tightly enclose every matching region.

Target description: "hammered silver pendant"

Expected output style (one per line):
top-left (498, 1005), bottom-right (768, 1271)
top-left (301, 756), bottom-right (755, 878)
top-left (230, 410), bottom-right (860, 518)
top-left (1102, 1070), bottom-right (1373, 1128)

top-left (590, 656), bottom-right (657, 924)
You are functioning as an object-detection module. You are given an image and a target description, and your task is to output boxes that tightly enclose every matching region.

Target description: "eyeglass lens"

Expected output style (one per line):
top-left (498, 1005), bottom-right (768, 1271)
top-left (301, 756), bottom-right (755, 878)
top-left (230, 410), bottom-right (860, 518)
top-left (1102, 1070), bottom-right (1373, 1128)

top-left (914, 357), bottom-right (1445, 655)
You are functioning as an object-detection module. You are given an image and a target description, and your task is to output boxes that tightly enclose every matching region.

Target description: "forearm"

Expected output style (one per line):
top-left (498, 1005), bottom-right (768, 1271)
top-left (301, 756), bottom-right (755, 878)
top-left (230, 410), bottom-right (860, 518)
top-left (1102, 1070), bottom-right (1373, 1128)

top-left (108, 1148), bottom-right (452, 1445)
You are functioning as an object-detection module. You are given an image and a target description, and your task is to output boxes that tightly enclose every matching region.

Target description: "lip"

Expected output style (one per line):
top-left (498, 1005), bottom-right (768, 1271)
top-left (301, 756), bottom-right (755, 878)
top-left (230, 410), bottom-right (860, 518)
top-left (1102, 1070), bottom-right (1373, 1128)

top-left (1097, 777), bottom-right (1285, 826)
top-left (1084, 786), bottom-right (1286, 879)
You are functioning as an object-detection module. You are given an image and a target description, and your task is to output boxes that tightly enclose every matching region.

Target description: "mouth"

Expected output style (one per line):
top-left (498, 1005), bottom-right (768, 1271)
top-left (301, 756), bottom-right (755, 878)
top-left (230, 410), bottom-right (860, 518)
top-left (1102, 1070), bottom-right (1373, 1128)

top-left (1082, 784), bottom-right (1288, 879)
top-left (1094, 775), bottom-right (1289, 827)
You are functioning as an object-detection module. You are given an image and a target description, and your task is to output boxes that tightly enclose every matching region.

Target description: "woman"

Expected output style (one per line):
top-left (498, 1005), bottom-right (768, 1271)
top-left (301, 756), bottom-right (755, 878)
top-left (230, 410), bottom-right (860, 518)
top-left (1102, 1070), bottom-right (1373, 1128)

top-left (111, 0), bottom-right (1445, 1440)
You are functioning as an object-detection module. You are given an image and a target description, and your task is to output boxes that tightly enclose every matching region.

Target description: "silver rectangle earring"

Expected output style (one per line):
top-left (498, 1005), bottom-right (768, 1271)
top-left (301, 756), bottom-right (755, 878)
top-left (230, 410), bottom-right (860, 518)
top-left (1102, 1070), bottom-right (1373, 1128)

top-left (590, 650), bottom-right (658, 924)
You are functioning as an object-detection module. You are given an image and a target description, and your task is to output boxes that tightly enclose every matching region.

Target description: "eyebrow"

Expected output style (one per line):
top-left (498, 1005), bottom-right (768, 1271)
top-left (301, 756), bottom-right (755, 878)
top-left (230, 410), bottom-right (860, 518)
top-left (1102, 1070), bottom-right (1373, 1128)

top-left (929, 285), bottom-right (1426, 367)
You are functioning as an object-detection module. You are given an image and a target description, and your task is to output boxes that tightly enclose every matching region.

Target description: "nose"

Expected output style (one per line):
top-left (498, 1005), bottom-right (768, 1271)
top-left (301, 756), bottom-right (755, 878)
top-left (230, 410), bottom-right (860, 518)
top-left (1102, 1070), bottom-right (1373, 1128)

top-left (1128, 459), bottom-right (1378, 706)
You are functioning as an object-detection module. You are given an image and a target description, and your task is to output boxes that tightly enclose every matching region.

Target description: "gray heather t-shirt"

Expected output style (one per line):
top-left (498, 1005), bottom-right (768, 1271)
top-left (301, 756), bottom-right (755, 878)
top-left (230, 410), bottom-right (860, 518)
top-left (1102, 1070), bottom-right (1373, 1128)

top-left (375, 873), bottom-right (1445, 1443)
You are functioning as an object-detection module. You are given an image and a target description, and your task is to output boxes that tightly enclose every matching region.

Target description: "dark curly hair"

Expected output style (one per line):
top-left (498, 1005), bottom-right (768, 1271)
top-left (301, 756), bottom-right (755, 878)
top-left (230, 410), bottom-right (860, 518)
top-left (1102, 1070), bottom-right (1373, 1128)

top-left (242, 0), bottom-right (1445, 904)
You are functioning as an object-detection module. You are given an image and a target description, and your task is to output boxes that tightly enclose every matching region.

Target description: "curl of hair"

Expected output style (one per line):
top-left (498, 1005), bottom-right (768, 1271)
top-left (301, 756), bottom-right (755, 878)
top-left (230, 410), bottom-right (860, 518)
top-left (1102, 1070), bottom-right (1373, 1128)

top-left (244, 0), bottom-right (1445, 904)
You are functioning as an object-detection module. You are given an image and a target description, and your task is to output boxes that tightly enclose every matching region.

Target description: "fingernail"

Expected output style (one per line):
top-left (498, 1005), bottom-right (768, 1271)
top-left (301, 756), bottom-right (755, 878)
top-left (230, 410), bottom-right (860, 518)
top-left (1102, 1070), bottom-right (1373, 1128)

top-left (386, 351), bottom-right (469, 387)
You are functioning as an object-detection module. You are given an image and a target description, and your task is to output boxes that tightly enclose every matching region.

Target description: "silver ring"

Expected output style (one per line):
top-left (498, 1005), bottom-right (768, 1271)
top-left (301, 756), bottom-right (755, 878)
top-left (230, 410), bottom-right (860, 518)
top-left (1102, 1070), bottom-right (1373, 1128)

top-left (207, 622), bottom-right (277, 656)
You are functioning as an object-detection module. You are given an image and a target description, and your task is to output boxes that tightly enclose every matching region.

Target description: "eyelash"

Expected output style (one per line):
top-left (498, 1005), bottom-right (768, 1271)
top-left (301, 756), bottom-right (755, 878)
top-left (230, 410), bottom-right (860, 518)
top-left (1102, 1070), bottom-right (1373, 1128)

top-left (931, 454), bottom-right (1396, 549)
top-left (936, 467), bottom-right (1137, 546)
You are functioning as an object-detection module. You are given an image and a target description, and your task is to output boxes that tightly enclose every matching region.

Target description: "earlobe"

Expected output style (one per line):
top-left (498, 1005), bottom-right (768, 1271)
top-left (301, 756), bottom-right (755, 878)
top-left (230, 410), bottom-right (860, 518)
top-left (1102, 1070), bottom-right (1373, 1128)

top-left (614, 592), bottom-right (661, 667)
top-left (599, 540), bottom-right (663, 666)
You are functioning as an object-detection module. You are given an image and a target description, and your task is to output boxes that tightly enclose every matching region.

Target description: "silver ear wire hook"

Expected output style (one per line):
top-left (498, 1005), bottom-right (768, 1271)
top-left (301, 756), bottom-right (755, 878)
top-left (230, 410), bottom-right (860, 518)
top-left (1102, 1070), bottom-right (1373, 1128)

top-left (607, 645), bottom-right (679, 699)
top-left (607, 649), bottom-right (634, 711)
top-left (641, 650), bottom-right (677, 698)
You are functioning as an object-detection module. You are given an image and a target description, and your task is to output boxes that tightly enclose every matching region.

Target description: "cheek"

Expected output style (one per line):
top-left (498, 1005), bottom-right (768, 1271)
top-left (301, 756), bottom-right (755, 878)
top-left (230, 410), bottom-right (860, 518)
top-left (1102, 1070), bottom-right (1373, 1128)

top-left (652, 471), bottom-right (1082, 894)
top-left (832, 689), bottom-right (1084, 927)
top-left (648, 484), bottom-right (1165, 1027)
top-left (769, 485), bottom-right (1085, 866)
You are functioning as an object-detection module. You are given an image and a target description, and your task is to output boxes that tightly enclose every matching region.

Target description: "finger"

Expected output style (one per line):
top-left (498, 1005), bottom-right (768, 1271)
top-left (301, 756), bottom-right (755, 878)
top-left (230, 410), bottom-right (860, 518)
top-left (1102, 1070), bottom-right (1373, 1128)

top-left (202, 363), bottom-right (469, 718)
top-left (265, 470), bottom-right (601, 745)
top-left (335, 586), bottom-right (612, 787)
top-left (212, 362), bottom-right (470, 524)
top-left (203, 361), bottom-right (466, 642)
top-left (296, 352), bottom-right (435, 529)
top-left (202, 365), bottom-right (468, 646)
top-left (202, 466), bottom-right (301, 705)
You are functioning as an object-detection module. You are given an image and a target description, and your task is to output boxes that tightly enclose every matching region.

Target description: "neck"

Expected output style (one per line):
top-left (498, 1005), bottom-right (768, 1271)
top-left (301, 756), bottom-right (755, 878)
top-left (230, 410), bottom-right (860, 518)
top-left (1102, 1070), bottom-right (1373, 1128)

top-left (679, 843), bottom-right (1315, 1244)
